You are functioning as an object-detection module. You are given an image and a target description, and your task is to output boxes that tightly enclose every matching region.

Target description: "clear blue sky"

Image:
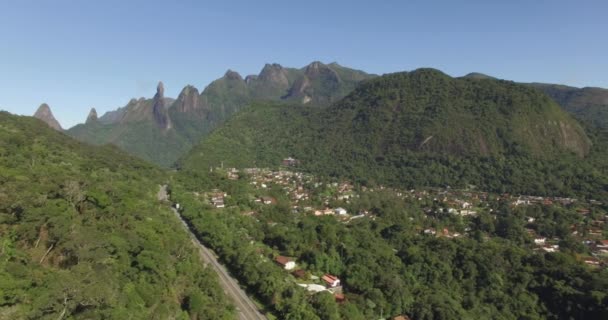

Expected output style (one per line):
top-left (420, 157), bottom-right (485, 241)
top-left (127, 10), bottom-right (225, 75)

top-left (1, 0), bottom-right (607, 128)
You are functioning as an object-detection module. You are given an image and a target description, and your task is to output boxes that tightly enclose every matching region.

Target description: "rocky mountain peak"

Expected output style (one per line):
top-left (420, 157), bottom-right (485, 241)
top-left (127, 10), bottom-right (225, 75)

top-left (224, 70), bottom-right (243, 81)
top-left (155, 81), bottom-right (165, 98)
top-left (304, 61), bottom-right (341, 82)
top-left (33, 103), bottom-right (62, 131)
top-left (152, 81), bottom-right (171, 130)
top-left (258, 63), bottom-right (289, 87)
top-left (86, 108), bottom-right (98, 123)
top-left (175, 85), bottom-right (200, 113)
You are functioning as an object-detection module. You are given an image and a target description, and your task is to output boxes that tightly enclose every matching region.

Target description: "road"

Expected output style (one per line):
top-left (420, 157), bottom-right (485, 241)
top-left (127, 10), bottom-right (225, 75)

top-left (159, 185), bottom-right (266, 320)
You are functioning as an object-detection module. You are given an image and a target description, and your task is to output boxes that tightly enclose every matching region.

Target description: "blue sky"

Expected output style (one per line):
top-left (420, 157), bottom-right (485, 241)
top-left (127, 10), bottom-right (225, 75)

top-left (1, 0), bottom-right (607, 128)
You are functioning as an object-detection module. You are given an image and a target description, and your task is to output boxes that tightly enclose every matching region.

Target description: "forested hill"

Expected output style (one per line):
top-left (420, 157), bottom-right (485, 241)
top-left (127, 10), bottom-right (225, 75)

top-left (181, 69), bottom-right (608, 199)
top-left (0, 112), bottom-right (234, 319)
top-left (529, 83), bottom-right (608, 130)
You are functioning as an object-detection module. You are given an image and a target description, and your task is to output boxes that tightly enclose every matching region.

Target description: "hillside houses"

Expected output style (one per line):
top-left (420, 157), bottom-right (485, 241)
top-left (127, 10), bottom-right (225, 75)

top-left (275, 256), bottom-right (296, 270)
top-left (208, 190), bottom-right (227, 208)
top-left (322, 274), bottom-right (341, 288)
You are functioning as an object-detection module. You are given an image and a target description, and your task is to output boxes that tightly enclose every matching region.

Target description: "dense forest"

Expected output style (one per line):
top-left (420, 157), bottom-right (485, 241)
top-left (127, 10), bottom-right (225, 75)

top-left (0, 112), bottom-right (234, 319)
top-left (180, 70), bottom-right (608, 200)
top-left (171, 169), bottom-right (608, 319)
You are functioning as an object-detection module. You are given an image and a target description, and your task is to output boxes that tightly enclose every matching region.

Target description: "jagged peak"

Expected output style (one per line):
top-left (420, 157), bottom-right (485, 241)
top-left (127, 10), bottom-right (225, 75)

top-left (179, 85), bottom-right (200, 97)
top-left (258, 63), bottom-right (288, 86)
top-left (156, 81), bottom-right (165, 98)
top-left (86, 108), bottom-right (98, 123)
top-left (36, 103), bottom-right (51, 113)
top-left (261, 63), bottom-right (284, 70)
top-left (304, 61), bottom-right (341, 82)
top-left (33, 103), bottom-right (62, 131)
top-left (224, 70), bottom-right (243, 81)
top-left (305, 61), bottom-right (327, 70)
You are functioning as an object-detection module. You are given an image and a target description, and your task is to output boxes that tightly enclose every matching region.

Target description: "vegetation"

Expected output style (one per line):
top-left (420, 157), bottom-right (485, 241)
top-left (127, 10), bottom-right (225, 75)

top-left (0, 112), bottom-right (234, 319)
top-left (530, 83), bottom-right (608, 130)
top-left (181, 70), bottom-right (608, 199)
top-left (172, 169), bottom-right (608, 319)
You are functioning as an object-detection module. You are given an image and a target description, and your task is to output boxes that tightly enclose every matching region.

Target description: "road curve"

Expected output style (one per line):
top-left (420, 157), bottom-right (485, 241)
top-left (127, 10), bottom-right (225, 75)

top-left (162, 186), bottom-right (266, 320)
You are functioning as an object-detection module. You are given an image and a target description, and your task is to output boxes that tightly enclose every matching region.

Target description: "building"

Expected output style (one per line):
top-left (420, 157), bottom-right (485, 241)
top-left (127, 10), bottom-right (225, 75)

top-left (334, 293), bottom-right (346, 303)
top-left (282, 157), bottom-right (299, 167)
top-left (334, 207), bottom-right (348, 215)
top-left (275, 256), bottom-right (296, 270)
top-left (292, 269), bottom-right (307, 279)
top-left (322, 274), bottom-right (341, 288)
top-left (212, 199), bottom-right (225, 208)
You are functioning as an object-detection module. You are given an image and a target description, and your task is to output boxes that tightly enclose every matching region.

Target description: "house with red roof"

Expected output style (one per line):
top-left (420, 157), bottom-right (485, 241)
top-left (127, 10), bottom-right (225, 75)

top-left (322, 274), bottom-right (340, 288)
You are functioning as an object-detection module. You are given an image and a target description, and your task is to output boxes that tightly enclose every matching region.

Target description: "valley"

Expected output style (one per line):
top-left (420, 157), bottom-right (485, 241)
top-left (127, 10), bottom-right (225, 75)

top-left (169, 164), bottom-right (607, 319)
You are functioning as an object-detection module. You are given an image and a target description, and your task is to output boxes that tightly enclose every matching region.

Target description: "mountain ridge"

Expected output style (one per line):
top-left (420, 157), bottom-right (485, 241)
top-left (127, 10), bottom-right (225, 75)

top-left (180, 68), bottom-right (607, 198)
top-left (66, 61), bottom-right (375, 166)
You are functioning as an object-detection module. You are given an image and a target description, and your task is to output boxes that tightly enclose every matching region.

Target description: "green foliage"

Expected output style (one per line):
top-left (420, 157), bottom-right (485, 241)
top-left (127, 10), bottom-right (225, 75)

top-left (531, 83), bottom-right (608, 130)
top-left (172, 171), bottom-right (608, 319)
top-left (0, 112), bottom-right (234, 319)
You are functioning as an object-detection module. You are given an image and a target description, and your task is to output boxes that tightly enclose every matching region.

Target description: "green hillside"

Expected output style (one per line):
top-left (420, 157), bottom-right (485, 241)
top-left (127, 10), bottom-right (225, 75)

top-left (0, 112), bottom-right (233, 319)
top-left (530, 83), bottom-right (608, 129)
top-left (68, 119), bottom-right (194, 167)
top-left (181, 69), bottom-right (608, 199)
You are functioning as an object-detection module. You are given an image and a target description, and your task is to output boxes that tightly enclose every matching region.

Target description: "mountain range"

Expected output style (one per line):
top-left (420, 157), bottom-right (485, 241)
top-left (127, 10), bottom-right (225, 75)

top-left (59, 62), bottom-right (374, 166)
top-left (30, 64), bottom-right (608, 174)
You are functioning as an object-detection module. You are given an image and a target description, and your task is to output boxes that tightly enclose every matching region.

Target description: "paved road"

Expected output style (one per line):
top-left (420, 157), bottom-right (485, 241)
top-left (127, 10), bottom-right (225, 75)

top-left (160, 186), bottom-right (266, 320)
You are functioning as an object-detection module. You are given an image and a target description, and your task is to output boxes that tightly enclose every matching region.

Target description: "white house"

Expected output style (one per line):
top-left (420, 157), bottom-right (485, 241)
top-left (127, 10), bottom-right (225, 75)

top-left (334, 207), bottom-right (348, 215)
top-left (275, 256), bottom-right (296, 270)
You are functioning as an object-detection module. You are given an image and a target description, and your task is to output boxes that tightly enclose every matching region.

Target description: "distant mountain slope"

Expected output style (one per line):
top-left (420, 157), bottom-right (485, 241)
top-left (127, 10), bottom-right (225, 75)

top-left (462, 73), bottom-right (608, 130)
top-left (66, 62), bottom-right (374, 167)
top-left (181, 69), bottom-right (608, 198)
top-left (529, 83), bottom-right (608, 129)
top-left (0, 112), bottom-right (234, 319)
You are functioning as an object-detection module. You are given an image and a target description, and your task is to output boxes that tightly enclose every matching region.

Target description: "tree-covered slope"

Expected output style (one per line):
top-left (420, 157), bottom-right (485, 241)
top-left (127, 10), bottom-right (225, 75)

top-left (181, 69), bottom-right (608, 199)
top-left (0, 112), bottom-right (234, 319)
top-left (530, 83), bottom-right (608, 129)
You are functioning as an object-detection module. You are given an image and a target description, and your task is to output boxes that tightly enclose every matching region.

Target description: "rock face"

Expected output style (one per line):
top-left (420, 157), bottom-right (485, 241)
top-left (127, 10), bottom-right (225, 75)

top-left (67, 62), bottom-right (374, 167)
top-left (174, 85), bottom-right (200, 114)
top-left (285, 61), bottom-right (346, 104)
top-left (152, 82), bottom-right (171, 129)
top-left (258, 63), bottom-right (290, 88)
top-left (86, 108), bottom-right (98, 124)
top-left (224, 70), bottom-right (243, 81)
top-left (33, 103), bottom-right (62, 131)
